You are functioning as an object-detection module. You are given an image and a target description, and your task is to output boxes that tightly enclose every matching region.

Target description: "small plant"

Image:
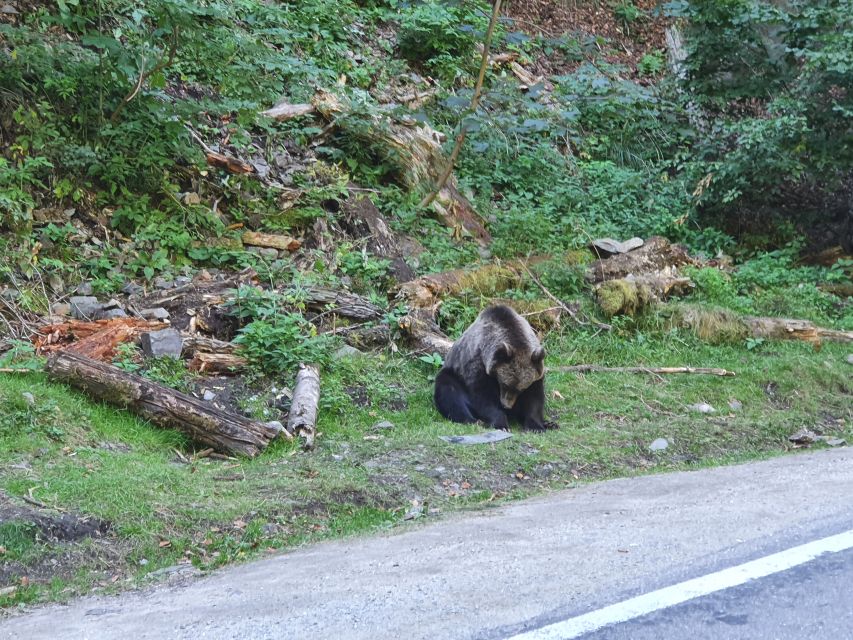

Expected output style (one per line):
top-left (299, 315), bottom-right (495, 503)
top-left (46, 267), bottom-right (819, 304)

top-left (745, 337), bottom-right (765, 351)
top-left (638, 50), bottom-right (665, 77)
top-left (613, 1), bottom-right (643, 30)
top-left (417, 352), bottom-right (444, 369)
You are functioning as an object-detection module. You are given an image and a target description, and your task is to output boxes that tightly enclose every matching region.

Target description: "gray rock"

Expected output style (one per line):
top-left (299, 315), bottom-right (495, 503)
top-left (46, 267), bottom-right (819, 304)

top-left (21, 392), bottom-right (35, 406)
top-left (140, 329), bottom-right (183, 358)
top-left (153, 277), bottom-right (174, 290)
top-left (403, 504), bottom-right (424, 521)
top-left (98, 308), bottom-right (128, 320)
top-left (0, 288), bottom-right (20, 300)
top-left (728, 399), bottom-right (743, 411)
top-left (76, 282), bottom-right (94, 296)
top-left (373, 420), bottom-right (395, 430)
top-left (847, 354), bottom-right (853, 365)
top-left (788, 428), bottom-right (818, 445)
top-left (688, 402), bottom-right (716, 414)
top-left (333, 345), bottom-right (363, 360)
top-left (440, 430), bottom-right (513, 445)
top-left (589, 237), bottom-right (645, 257)
top-left (51, 302), bottom-right (71, 316)
top-left (70, 296), bottom-right (101, 320)
top-left (264, 421), bottom-right (285, 436)
top-left (140, 307), bottom-right (170, 320)
top-left (47, 273), bottom-right (64, 293)
top-left (122, 281), bottom-right (145, 296)
top-left (258, 248), bottom-right (279, 260)
top-left (823, 437), bottom-right (847, 447)
top-left (202, 390), bottom-right (217, 401)
top-left (174, 276), bottom-right (192, 287)
top-left (649, 438), bottom-right (669, 452)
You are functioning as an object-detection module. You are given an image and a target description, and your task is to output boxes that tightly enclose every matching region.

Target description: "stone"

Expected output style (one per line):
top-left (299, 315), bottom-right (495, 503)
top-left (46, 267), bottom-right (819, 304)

top-left (258, 248), bottom-right (279, 260)
top-left (97, 308), bottom-right (128, 320)
top-left (728, 399), bottom-right (743, 411)
top-left (847, 354), bottom-right (853, 365)
top-left (153, 277), bottom-right (174, 290)
top-left (439, 430), bottom-right (513, 445)
top-left (174, 275), bottom-right (192, 287)
top-left (589, 237), bottom-right (645, 257)
top-left (122, 281), bottom-right (145, 296)
top-left (75, 281), bottom-right (94, 296)
top-left (21, 392), bottom-right (35, 406)
top-left (688, 402), bottom-right (716, 414)
top-left (202, 390), bottom-right (217, 401)
top-left (788, 428), bottom-right (818, 445)
top-left (140, 307), bottom-right (170, 320)
top-left (69, 296), bottom-right (101, 320)
top-left (264, 421), bottom-right (285, 436)
top-left (50, 302), bottom-right (71, 316)
top-left (47, 273), bottom-right (64, 293)
top-left (373, 420), bottom-right (395, 430)
top-left (333, 345), bottom-right (363, 360)
top-left (649, 438), bottom-right (669, 452)
top-left (139, 329), bottom-right (183, 358)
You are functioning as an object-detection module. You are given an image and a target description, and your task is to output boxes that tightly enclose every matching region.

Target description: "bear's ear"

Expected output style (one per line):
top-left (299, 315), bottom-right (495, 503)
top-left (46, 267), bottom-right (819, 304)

top-left (495, 342), bottom-right (514, 363)
top-left (531, 348), bottom-right (544, 365)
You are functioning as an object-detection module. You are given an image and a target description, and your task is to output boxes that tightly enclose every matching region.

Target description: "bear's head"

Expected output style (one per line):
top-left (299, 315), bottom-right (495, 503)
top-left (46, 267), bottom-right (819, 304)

top-left (487, 343), bottom-right (545, 409)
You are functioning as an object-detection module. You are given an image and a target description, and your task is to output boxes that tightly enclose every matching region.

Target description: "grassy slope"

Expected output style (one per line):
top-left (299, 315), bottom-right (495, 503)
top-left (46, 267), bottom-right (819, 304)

top-left (2, 332), bottom-right (850, 607)
top-left (1, 0), bottom-right (851, 609)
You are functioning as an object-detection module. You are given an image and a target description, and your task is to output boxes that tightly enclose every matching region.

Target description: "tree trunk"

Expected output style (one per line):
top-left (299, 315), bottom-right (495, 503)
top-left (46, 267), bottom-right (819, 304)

top-left (45, 351), bottom-right (279, 457)
top-left (287, 364), bottom-right (321, 449)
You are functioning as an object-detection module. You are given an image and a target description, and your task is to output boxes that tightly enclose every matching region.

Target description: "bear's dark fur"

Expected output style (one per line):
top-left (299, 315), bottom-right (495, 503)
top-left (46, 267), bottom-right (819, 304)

top-left (434, 305), bottom-right (554, 431)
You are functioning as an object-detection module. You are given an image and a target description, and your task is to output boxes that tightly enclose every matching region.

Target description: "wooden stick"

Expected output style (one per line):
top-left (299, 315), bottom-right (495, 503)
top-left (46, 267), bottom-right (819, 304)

top-left (419, 0), bottom-right (503, 209)
top-left (549, 365), bottom-right (736, 377)
top-left (287, 364), bottom-right (321, 450)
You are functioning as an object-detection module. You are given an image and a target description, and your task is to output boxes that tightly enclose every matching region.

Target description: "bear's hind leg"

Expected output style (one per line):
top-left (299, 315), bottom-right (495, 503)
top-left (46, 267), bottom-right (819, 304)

top-left (434, 368), bottom-right (477, 423)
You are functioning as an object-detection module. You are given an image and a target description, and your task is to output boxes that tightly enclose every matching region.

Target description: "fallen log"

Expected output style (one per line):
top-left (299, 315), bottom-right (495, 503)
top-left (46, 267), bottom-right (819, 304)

top-left (673, 305), bottom-right (853, 346)
top-left (595, 272), bottom-right (694, 317)
top-left (205, 151), bottom-right (254, 174)
top-left (241, 231), bottom-right (301, 252)
top-left (287, 364), bottom-right (321, 450)
top-left (397, 312), bottom-right (455, 357)
top-left (303, 287), bottom-right (384, 320)
top-left (550, 365), bottom-right (736, 377)
top-left (187, 352), bottom-right (248, 375)
top-left (587, 236), bottom-right (696, 284)
top-left (45, 351), bottom-right (279, 457)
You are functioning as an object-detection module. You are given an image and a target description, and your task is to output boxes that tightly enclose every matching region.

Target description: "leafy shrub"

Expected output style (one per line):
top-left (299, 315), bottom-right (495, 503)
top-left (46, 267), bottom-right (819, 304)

top-left (235, 316), bottom-right (337, 375)
top-left (396, 0), bottom-right (488, 76)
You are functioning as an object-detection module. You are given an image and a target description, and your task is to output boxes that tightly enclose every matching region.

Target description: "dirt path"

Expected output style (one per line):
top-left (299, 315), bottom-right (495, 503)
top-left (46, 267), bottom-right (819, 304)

top-left (3, 448), bottom-right (853, 640)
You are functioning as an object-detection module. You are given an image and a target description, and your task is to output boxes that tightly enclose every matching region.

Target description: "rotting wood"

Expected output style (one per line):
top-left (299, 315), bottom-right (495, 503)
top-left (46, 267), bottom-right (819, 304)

top-left (45, 351), bottom-right (279, 457)
top-left (260, 102), bottom-right (316, 121)
top-left (187, 352), bottom-right (248, 375)
top-left (550, 365), bottom-right (736, 377)
top-left (287, 364), bottom-right (321, 450)
top-left (303, 287), bottom-right (384, 320)
top-left (241, 231), bottom-right (301, 252)
top-left (259, 90), bottom-right (491, 244)
top-left (34, 318), bottom-right (166, 361)
top-left (205, 151), bottom-right (254, 174)
top-left (587, 236), bottom-right (696, 284)
top-left (396, 311), bottom-right (455, 357)
top-left (673, 305), bottom-right (853, 347)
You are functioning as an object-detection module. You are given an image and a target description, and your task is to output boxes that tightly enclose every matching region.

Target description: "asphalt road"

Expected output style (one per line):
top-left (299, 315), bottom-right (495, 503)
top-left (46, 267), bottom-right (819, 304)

top-left (2, 447), bottom-right (853, 640)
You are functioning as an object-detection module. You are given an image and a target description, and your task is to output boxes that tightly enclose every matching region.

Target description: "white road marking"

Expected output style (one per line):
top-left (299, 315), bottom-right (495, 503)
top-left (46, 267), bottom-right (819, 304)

top-left (506, 528), bottom-right (853, 640)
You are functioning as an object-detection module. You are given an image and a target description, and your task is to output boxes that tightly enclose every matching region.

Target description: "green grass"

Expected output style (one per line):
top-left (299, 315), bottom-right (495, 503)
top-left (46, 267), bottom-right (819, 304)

top-left (1, 327), bottom-right (849, 607)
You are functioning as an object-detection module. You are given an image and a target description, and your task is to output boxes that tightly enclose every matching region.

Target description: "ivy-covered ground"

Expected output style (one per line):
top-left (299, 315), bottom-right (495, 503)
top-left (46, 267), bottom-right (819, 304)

top-left (1, 0), bottom-right (851, 609)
